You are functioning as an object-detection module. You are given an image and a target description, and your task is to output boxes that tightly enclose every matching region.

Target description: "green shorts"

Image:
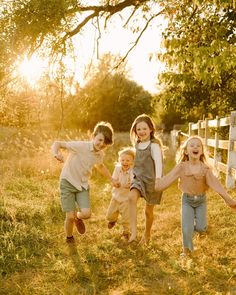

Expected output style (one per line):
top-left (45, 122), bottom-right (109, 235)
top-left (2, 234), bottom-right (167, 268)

top-left (60, 179), bottom-right (90, 212)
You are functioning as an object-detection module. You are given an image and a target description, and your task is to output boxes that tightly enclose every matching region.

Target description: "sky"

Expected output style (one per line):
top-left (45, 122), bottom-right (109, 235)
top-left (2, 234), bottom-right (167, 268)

top-left (99, 19), bottom-right (168, 93)
top-left (69, 7), bottom-right (168, 94)
top-left (19, 6), bottom-right (168, 94)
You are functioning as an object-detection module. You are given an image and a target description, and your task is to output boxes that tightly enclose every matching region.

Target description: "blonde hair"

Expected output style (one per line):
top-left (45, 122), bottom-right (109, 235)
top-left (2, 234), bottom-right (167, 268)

top-left (176, 135), bottom-right (209, 164)
top-left (118, 147), bottom-right (135, 161)
top-left (130, 114), bottom-right (165, 151)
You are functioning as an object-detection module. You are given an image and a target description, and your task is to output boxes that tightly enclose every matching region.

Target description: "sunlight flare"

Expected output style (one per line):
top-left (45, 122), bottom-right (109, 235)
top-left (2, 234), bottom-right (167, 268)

top-left (19, 55), bottom-right (46, 86)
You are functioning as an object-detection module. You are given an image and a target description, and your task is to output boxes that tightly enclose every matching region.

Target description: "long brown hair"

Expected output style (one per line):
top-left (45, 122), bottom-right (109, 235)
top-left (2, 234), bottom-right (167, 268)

top-left (130, 114), bottom-right (164, 150)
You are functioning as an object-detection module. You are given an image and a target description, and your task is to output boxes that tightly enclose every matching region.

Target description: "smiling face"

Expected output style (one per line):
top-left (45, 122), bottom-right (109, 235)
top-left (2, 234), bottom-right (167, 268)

top-left (119, 153), bottom-right (134, 171)
top-left (135, 121), bottom-right (152, 142)
top-left (185, 138), bottom-right (203, 161)
top-left (92, 133), bottom-right (107, 151)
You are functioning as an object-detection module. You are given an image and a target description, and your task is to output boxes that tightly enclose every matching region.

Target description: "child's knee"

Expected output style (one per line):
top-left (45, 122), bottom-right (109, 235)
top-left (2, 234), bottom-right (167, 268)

top-left (65, 211), bottom-right (76, 222)
top-left (80, 208), bottom-right (91, 219)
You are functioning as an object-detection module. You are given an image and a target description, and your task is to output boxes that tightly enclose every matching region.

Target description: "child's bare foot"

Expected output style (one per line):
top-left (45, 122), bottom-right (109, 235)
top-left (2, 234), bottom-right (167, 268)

top-left (122, 232), bottom-right (130, 241)
top-left (128, 234), bottom-right (136, 243)
top-left (180, 248), bottom-right (192, 258)
top-left (66, 236), bottom-right (75, 244)
top-left (139, 234), bottom-right (150, 245)
top-left (197, 231), bottom-right (207, 239)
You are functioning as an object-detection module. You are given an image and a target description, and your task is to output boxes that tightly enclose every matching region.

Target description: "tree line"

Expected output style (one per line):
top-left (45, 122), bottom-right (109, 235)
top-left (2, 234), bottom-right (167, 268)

top-left (0, 0), bottom-right (235, 131)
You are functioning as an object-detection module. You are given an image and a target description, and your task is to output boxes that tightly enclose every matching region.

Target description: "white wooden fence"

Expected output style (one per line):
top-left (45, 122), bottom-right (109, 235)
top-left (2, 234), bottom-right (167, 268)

top-left (171, 111), bottom-right (236, 188)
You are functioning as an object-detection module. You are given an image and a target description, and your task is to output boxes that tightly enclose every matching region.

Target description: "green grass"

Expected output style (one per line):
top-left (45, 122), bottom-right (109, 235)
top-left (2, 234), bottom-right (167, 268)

top-left (0, 128), bottom-right (236, 295)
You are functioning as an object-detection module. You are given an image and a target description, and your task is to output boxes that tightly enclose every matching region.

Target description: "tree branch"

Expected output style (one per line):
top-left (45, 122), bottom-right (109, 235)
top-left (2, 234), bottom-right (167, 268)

top-left (114, 10), bottom-right (165, 69)
top-left (62, 0), bottom-right (149, 42)
top-left (123, 6), bottom-right (138, 27)
top-left (61, 11), bottom-right (99, 42)
top-left (66, 0), bottom-right (148, 15)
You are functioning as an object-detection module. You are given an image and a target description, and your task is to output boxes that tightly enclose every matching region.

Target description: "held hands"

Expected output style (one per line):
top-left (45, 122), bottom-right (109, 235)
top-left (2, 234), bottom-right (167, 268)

top-left (225, 198), bottom-right (236, 211)
top-left (112, 179), bottom-right (120, 188)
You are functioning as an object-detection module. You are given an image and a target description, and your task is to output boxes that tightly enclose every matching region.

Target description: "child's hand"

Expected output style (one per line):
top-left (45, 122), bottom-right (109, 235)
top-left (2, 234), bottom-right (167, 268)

top-left (54, 153), bottom-right (64, 163)
top-left (155, 178), bottom-right (161, 191)
top-left (225, 198), bottom-right (236, 211)
top-left (112, 179), bottom-right (120, 188)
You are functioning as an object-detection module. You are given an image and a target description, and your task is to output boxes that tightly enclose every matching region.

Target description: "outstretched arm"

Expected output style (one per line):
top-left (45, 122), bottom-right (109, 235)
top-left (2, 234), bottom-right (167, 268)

top-left (155, 163), bottom-right (181, 191)
top-left (95, 163), bottom-right (120, 187)
top-left (206, 169), bottom-right (236, 211)
top-left (51, 141), bottom-right (66, 162)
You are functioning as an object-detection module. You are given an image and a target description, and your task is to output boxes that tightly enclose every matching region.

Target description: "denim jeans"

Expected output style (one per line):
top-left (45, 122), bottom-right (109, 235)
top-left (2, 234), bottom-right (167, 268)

top-left (181, 193), bottom-right (207, 251)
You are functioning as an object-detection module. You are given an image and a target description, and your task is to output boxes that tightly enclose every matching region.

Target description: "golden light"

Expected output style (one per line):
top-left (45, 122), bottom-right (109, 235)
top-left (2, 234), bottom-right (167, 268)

top-left (19, 55), bottom-right (46, 86)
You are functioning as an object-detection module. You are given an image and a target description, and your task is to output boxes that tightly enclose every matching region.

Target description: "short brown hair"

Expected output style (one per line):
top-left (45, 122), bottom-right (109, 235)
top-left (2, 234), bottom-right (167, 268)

top-left (93, 121), bottom-right (114, 145)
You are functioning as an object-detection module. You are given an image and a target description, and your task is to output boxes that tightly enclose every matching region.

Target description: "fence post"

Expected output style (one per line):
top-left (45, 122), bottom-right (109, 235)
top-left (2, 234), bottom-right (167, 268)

top-left (170, 130), bottom-right (177, 149)
top-left (198, 120), bottom-right (204, 138)
top-left (188, 122), bottom-right (193, 136)
top-left (214, 116), bottom-right (220, 175)
top-left (204, 118), bottom-right (209, 147)
top-left (226, 111), bottom-right (236, 188)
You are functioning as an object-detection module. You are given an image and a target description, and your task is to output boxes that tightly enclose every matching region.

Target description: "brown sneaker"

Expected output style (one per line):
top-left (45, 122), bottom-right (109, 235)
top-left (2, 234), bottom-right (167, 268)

top-left (66, 236), bottom-right (75, 244)
top-left (75, 218), bottom-right (86, 234)
top-left (108, 221), bottom-right (116, 229)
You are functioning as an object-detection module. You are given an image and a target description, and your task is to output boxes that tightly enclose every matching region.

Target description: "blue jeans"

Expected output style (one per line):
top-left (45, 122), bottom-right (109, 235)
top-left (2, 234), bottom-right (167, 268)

top-left (181, 193), bottom-right (207, 251)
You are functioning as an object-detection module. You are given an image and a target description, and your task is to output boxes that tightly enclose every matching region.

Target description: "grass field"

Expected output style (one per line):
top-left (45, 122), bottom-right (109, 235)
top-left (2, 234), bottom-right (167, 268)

top-left (0, 127), bottom-right (236, 295)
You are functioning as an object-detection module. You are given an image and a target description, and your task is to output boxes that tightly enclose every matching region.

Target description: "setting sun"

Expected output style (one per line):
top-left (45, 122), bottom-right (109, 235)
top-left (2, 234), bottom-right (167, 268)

top-left (19, 55), bottom-right (46, 86)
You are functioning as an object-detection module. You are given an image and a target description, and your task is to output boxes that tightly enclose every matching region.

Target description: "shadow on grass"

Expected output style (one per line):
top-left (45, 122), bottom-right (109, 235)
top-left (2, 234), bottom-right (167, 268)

top-left (66, 242), bottom-right (98, 294)
top-left (70, 236), bottom-right (185, 294)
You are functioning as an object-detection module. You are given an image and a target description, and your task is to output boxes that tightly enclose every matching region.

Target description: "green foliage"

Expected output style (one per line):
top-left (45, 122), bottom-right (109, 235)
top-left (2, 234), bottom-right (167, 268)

top-left (1, 0), bottom-right (70, 55)
top-left (0, 193), bottom-right (52, 276)
top-left (1, 0), bottom-right (236, 130)
top-left (158, 1), bottom-right (236, 125)
top-left (63, 54), bottom-right (154, 131)
top-left (0, 0), bottom-right (156, 84)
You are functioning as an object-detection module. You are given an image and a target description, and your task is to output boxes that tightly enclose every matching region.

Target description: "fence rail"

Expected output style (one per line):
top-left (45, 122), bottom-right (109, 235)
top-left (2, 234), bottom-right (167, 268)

top-left (171, 111), bottom-right (236, 188)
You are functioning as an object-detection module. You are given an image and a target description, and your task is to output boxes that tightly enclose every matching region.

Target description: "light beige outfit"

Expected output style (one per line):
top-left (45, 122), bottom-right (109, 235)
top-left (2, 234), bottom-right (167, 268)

top-left (52, 141), bottom-right (104, 190)
top-left (106, 165), bottom-right (133, 234)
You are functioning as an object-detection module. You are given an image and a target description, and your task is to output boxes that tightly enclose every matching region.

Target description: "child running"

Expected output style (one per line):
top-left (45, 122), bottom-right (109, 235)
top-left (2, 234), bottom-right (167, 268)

top-left (51, 122), bottom-right (118, 243)
top-left (106, 147), bottom-right (135, 240)
top-left (128, 114), bottom-right (164, 244)
top-left (155, 135), bottom-right (236, 256)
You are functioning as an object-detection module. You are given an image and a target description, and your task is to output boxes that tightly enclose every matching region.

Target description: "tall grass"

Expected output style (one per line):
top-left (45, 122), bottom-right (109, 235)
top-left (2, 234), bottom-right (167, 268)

top-left (0, 128), bottom-right (235, 295)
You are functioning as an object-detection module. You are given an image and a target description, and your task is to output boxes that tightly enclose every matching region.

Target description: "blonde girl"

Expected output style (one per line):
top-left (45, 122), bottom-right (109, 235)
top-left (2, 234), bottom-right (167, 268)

top-left (155, 135), bottom-right (236, 256)
top-left (128, 114), bottom-right (164, 244)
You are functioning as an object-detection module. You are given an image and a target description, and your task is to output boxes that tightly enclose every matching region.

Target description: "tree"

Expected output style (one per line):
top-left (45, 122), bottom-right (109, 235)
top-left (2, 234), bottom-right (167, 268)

top-left (62, 54), bottom-right (152, 131)
top-left (1, 0), bottom-right (235, 130)
top-left (0, 0), bottom-right (165, 83)
top-left (63, 54), bottom-right (153, 131)
top-left (157, 1), bottom-right (236, 123)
